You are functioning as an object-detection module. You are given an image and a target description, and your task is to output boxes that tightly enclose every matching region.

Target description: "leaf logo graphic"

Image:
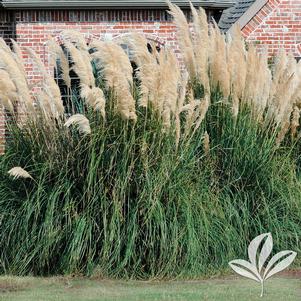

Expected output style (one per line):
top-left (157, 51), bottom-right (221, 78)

top-left (229, 233), bottom-right (297, 297)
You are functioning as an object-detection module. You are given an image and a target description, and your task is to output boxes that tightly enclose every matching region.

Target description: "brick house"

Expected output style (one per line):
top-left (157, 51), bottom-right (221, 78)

top-left (0, 0), bottom-right (300, 88)
top-left (0, 0), bottom-right (299, 79)
top-left (219, 0), bottom-right (301, 58)
top-left (0, 0), bottom-right (234, 78)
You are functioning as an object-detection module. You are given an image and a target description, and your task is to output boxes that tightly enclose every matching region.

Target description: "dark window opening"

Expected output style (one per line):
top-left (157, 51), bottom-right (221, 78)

top-left (206, 9), bottom-right (223, 23)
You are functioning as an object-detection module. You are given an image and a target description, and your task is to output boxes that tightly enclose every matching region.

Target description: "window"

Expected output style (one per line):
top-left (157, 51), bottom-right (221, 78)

top-left (206, 9), bottom-right (223, 23)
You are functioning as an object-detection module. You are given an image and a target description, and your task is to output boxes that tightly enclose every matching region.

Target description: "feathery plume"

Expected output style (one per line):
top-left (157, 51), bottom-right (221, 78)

top-left (0, 38), bottom-right (11, 53)
top-left (35, 90), bottom-right (54, 120)
top-left (227, 26), bottom-right (247, 115)
top-left (25, 47), bottom-right (64, 116)
top-left (209, 25), bottom-right (230, 98)
top-left (63, 41), bottom-right (94, 88)
top-left (0, 48), bottom-right (34, 114)
top-left (203, 131), bottom-right (210, 155)
top-left (175, 71), bottom-right (189, 147)
top-left (194, 95), bottom-right (210, 133)
top-left (47, 39), bottom-right (71, 88)
top-left (60, 30), bottom-right (88, 51)
top-left (124, 33), bottom-right (159, 108)
top-left (60, 31), bottom-right (93, 86)
top-left (270, 49), bottom-right (287, 100)
top-left (256, 49), bottom-right (272, 120)
top-left (8, 167), bottom-right (33, 180)
top-left (64, 114), bottom-right (91, 135)
top-left (243, 44), bottom-right (258, 104)
top-left (190, 4), bottom-right (210, 94)
top-left (91, 40), bottom-right (136, 121)
top-left (80, 85), bottom-right (106, 118)
top-left (157, 48), bottom-right (181, 129)
top-left (0, 69), bottom-right (18, 112)
top-left (183, 91), bottom-right (200, 136)
top-left (167, 0), bottom-right (196, 79)
top-left (276, 122), bottom-right (290, 147)
top-left (291, 105), bottom-right (300, 139)
top-left (10, 39), bottom-right (27, 77)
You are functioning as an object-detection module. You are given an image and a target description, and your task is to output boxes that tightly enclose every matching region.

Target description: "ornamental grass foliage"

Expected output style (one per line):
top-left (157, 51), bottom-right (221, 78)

top-left (0, 3), bottom-right (300, 277)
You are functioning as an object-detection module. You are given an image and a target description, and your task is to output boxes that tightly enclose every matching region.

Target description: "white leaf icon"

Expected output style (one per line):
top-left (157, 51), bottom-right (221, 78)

top-left (229, 233), bottom-right (297, 297)
top-left (263, 251), bottom-right (297, 280)
top-left (229, 259), bottom-right (261, 282)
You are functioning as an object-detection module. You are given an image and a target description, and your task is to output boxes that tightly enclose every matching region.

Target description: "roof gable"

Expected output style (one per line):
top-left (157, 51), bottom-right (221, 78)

top-left (219, 0), bottom-right (268, 31)
top-left (1, 0), bottom-right (235, 9)
top-left (219, 0), bottom-right (255, 31)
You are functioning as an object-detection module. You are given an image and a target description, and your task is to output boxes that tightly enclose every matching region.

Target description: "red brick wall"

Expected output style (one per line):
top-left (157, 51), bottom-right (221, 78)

top-left (14, 9), bottom-right (186, 82)
top-left (242, 0), bottom-right (301, 57)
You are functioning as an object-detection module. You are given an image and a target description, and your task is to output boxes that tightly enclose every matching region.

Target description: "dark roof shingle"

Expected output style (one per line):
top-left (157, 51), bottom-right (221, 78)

top-left (1, 0), bottom-right (235, 9)
top-left (219, 0), bottom-right (256, 31)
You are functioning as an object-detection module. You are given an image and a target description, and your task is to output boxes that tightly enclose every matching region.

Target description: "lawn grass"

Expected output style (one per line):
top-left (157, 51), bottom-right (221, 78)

top-left (0, 275), bottom-right (300, 301)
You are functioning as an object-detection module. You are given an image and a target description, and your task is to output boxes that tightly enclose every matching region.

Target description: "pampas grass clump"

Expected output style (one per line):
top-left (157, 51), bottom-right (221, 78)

top-left (0, 3), bottom-right (300, 278)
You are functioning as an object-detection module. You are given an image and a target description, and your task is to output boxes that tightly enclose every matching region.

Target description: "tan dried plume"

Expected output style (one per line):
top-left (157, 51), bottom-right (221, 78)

top-left (60, 31), bottom-right (93, 87)
top-left (291, 60), bottom-right (301, 107)
top-left (209, 25), bottom-right (230, 98)
top-left (125, 33), bottom-right (181, 128)
top-left (60, 30), bottom-right (88, 51)
top-left (270, 49), bottom-right (288, 100)
top-left (256, 49), bottom-right (272, 120)
top-left (64, 114), bottom-right (91, 135)
top-left (59, 34), bottom-right (107, 117)
top-left (10, 39), bottom-right (27, 78)
top-left (182, 87), bottom-right (204, 137)
top-left (91, 40), bottom-right (136, 121)
top-left (63, 41), bottom-right (94, 88)
top-left (291, 105), bottom-right (300, 139)
top-left (175, 71), bottom-right (189, 147)
top-left (183, 94), bottom-right (209, 137)
top-left (203, 131), bottom-right (210, 155)
top-left (0, 47), bottom-right (34, 114)
top-left (156, 48), bottom-right (181, 129)
top-left (0, 38), bottom-right (12, 53)
top-left (47, 39), bottom-right (71, 88)
top-left (80, 85), bottom-right (106, 118)
top-left (25, 47), bottom-right (64, 116)
top-left (8, 167), bottom-right (33, 180)
top-left (193, 95), bottom-right (210, 135)
top-left (124, 33), bottom-right (159, 108)
top-left (268, 52), bottom-right (296, 126)
top-left (276, 121), bottom-right (290, 147)
top-left (190, 3), bottom-right (210, 94)
top-left (227, 26), bottom-right (247, 116)
top-left (91, 40), bottom-right (133, 84)
top-left (167, 0), bottom-right (196, 79)
top-left (243, 44), bottom-right (258, 104)
top-left (0, 69), bottom-right (18, 113)
top-left (35, 90), bottom-right (54, 120)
